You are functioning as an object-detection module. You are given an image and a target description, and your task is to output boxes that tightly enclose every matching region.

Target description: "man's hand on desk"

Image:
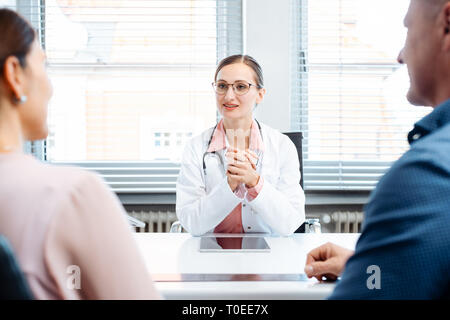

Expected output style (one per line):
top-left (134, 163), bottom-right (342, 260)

top-left (304, 242), bottom-right (354, 282)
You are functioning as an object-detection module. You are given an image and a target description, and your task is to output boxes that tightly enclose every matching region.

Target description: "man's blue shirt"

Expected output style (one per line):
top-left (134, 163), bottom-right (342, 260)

top-left (329, 100), bottom-right (450, 299)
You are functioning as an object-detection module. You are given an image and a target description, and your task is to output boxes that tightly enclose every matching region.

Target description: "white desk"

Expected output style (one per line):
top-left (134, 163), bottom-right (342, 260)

top-left (133, 233), bottom-right (360, 300)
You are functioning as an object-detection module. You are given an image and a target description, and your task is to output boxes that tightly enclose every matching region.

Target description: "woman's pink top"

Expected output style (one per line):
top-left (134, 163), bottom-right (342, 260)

top-left (0, 152), bottom-right (160, 300)
top-left (207, 119), bottom-right (265, 233)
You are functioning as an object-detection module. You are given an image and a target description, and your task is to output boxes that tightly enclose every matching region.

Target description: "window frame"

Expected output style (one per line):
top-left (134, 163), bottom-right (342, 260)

top-left (18, 0), bottom-right (381, 205)
top-left (19, 0), bottom-right (244, 204)
top-left (292, 0), bottom-right (425, 193)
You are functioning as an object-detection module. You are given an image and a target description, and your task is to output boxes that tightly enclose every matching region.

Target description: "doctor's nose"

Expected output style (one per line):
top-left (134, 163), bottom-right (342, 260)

top-left (224, 85), bottom-right (237, 101)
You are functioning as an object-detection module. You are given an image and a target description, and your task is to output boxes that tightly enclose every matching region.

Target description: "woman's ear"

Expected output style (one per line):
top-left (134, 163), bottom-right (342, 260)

top-left (3, 56), bottom-right (26, 104)
top-left (256, 88), bottom-right (266, 104)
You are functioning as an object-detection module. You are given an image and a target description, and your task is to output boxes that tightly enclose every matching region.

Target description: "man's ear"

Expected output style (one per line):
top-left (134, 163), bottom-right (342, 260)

top-left (442, 2), bottom-right (450, 52)
top-left (3, 56), bottom-right (26, 103)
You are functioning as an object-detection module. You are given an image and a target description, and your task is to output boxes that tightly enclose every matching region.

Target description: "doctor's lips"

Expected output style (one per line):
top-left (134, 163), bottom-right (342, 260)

top-left (223, 104), bottom-right (239, 110)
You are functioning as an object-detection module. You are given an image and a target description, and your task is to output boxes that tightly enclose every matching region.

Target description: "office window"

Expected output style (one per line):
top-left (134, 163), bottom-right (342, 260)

top-left (43, 0), bottom-right (242, 162)
top-left (1, 0), bottom-right (13, 8)
top-left (292, 0), bottom-right (432, 190)
top-left (3, 0), bottom-right (242, 193)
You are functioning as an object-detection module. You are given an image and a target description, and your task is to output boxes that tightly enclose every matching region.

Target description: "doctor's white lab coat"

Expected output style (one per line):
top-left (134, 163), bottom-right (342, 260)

top-left (176, 122), bottom-right (305, 236)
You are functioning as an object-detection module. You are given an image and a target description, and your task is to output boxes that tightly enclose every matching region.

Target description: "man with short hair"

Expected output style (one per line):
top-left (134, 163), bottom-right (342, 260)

top-left (304, 0), bottom-right (450, 299)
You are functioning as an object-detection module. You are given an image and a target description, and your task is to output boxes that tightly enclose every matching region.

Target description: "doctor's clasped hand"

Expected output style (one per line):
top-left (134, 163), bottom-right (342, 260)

top-left (226, 148), bottom-right (260, 191)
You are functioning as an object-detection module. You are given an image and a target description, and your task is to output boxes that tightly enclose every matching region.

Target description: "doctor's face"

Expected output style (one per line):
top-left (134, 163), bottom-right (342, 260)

top-left (214, 63), bottom-right (265, 122)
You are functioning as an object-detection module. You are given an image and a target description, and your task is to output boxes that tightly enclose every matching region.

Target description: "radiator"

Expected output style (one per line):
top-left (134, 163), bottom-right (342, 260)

top-left (128, 210), bottom-right (364, 233)
top-left (128, 210), bottom-right (178, 233)
top-left (324, 211), bottom-right (364, 233)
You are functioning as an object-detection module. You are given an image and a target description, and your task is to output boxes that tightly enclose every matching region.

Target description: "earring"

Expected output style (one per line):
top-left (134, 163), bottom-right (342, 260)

top-left (14, 95), bottom-right (27, 104)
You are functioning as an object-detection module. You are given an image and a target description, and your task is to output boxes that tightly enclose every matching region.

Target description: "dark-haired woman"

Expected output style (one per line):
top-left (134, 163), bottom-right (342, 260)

top-left (0, 8), bottom-right (159, 300)
top-left (176, 55), bottom-right (305, 236)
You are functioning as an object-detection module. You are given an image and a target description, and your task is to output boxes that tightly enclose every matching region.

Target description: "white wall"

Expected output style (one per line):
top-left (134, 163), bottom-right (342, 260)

top-left (244, 0), bottom-right (292, 132)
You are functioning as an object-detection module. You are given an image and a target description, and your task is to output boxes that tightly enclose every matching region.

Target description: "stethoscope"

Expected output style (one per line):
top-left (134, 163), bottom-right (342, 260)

top-left (202, 119), bottom-right (263, 175)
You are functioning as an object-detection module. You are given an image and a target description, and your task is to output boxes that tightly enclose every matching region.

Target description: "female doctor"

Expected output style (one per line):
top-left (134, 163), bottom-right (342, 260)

top-left (176, 54), bottom-right (305, 236)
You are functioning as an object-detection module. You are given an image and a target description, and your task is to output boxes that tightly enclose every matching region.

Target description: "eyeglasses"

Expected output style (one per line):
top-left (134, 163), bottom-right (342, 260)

top-left (212, 81), bottom-right (261, 96)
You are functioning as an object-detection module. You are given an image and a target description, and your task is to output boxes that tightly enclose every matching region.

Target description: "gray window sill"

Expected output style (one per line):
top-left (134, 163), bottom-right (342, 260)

top-left (116, 190), bottom-right (372, 206)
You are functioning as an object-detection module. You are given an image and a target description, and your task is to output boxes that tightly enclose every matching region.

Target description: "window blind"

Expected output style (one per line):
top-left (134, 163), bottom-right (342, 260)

top-left (4, 0), bottom-right (243, 193)
top-left (292, 0), bottom-right (432, 190)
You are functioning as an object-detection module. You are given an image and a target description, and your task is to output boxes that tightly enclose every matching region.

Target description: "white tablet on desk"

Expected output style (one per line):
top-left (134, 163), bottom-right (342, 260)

top-left (199, 236), bottom-right (270, 252)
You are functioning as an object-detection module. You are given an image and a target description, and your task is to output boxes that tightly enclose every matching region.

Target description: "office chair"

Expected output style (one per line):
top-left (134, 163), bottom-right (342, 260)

top-left (283, 132), bottom-right (321, 233)
top-left (0, 235), bottom-right (34, 300)
top-left (170, 132), bottom-right (321, 234)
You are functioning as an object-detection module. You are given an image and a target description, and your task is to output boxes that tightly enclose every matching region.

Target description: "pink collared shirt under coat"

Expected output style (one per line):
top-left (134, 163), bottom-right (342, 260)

top-left (206, 119), bottom-right (265, 233)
